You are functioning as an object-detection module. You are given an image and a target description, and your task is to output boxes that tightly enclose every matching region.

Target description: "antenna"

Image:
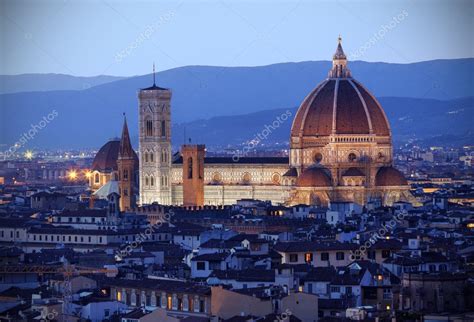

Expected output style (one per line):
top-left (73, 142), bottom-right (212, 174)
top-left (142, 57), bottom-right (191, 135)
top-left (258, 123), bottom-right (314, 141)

top-left (153, 62), bottom-right (156, 86)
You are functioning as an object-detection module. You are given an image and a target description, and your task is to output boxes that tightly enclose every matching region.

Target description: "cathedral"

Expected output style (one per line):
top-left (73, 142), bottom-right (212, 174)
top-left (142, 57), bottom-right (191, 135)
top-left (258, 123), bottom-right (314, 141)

top-left (90, 38), bottom-right (412, 209)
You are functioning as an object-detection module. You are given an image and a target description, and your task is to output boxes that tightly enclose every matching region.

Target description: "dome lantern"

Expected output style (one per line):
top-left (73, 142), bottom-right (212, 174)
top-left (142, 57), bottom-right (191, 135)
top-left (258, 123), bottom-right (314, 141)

top-left (328, 36), bottom-right (351, 78)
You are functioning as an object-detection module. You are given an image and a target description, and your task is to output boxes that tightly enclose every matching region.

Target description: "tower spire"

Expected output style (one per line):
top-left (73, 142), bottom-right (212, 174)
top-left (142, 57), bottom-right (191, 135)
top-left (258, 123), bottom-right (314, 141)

top-left (117, 112), bottom-right (136, 211)
top-left (328, 36), bottom-right (351, 78)
top-left (119, 113), bottom-right (133, 159)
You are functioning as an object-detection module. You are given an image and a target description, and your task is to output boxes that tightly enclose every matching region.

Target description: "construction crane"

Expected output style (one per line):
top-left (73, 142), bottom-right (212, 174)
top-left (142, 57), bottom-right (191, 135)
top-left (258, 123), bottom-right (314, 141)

top-left (61, 261), bottom-right (117, 322)
top-left (0, 262), bottom-right (117, 322)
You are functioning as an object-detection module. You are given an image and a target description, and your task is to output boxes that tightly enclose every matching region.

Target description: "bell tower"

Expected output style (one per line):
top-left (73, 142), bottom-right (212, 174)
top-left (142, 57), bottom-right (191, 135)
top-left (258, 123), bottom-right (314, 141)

top-left (117, 115), bottom-right (136, 211)
top-left (138, 64), bottom-right (172, 205)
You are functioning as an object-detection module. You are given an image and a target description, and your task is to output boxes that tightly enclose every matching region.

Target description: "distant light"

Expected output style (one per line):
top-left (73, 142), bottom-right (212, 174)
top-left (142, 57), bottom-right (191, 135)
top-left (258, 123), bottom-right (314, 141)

top-left (68, 170), bottom-right (78, 180)
top-left (386, 305), bottom-right (391, 310)
top-left (24, 150), bottom-right (33, 160)
top-left (84, 170), bottom-right (92, 179)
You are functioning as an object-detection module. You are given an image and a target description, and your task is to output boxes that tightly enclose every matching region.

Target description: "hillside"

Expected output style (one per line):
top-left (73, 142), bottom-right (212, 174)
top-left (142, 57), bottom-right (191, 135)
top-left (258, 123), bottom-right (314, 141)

top-left (0, 59), bottom-right (472, 149)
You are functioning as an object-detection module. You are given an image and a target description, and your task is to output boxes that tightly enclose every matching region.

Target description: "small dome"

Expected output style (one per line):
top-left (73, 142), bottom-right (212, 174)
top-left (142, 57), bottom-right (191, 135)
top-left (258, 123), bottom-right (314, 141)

top-left (92, 140), bottom-right (138, 172)
top-left (375, 167), bottom-right (407, 186)
top-left (297, 167), bottom-right (332, 187)
top-left (283, 167), bottom-right (298, 177)
top-left (342, 167), bottom-right (365, 177)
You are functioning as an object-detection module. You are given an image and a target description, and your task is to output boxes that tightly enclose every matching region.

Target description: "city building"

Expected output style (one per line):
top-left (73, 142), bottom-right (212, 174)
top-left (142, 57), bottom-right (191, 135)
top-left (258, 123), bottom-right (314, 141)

top-left (88, 38), bottom-right (412, 208)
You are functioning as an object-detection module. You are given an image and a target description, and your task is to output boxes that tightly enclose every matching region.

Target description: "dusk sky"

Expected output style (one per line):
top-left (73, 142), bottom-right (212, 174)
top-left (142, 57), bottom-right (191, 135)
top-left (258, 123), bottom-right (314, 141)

top-left (1, 0), bottom-right (473, 77)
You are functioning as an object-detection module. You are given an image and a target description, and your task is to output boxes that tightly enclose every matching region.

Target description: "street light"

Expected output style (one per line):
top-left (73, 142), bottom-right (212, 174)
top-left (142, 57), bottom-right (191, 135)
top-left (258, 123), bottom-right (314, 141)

top-left (67, 170), bottom-right (78, 181)
top-left (24, 150), bottom-right (33, 160)
top-left (84, 170), bottom-right (92, 179)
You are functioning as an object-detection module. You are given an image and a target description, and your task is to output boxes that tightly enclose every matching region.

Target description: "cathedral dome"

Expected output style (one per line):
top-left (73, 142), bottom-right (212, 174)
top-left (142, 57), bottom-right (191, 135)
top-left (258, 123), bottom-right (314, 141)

top-left (291, 38), bottom-right (390, 139)
top-left (296, 167), bottom-right (332, 187)
top-left (92, 139), bottom-right (138, 172)
top-left (375, 167), bottom-right (407, 186)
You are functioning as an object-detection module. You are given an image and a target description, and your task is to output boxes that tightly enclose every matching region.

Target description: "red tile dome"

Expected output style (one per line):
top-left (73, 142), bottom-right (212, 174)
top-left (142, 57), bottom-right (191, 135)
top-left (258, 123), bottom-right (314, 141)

top-left (375, 167), bottom-right (407, 186)
top-left (92, 139), bottom-right (138, 172)
top-left (291, 38), bottom-right (390, 140)
top-left (291, 79), bottom-right (390, 137)
top-left (296, 167), bottom-right (332, 187)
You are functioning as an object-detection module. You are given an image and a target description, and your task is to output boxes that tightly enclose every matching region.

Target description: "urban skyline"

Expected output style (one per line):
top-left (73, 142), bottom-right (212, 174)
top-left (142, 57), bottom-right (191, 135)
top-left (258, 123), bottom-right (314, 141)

top-left (0, 1), bottom-right (473, 322)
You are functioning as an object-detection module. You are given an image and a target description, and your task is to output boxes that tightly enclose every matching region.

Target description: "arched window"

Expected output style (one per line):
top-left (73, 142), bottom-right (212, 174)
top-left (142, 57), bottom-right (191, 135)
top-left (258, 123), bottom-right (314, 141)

top-left (145, 119), bottom-right (153, 137)
top-left (378, 152), bottom-right (385, 161)
top-left (123, 169), bottom-right (128, 181)
top-left (348, 153), bottom-right (357, 162)
top-left (144, 152), bottom-right (148, 163)
top-left (150, 176), bottom-right (154, 186)
top-left (161, 120), bottom-right (166, 137)
top-left (162, 149), bottom-right (169, 163)
top-left (94, 173), bottom-right (100, 184)
top-left (145, 177), bottom-right (149, 186)
top-left (187, 157), bottom-right (193, 179)
top-left (313, 152), bottom-right (323, 164)
top-left (150, 152), bottom-right (154, 162)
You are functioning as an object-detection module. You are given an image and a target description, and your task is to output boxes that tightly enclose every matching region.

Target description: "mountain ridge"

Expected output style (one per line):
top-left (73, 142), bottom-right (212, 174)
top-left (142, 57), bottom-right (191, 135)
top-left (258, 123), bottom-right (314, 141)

top-left (0, 74), bottom-right (125, 94)
top-left (0, 59), bottom-right (472, 149)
